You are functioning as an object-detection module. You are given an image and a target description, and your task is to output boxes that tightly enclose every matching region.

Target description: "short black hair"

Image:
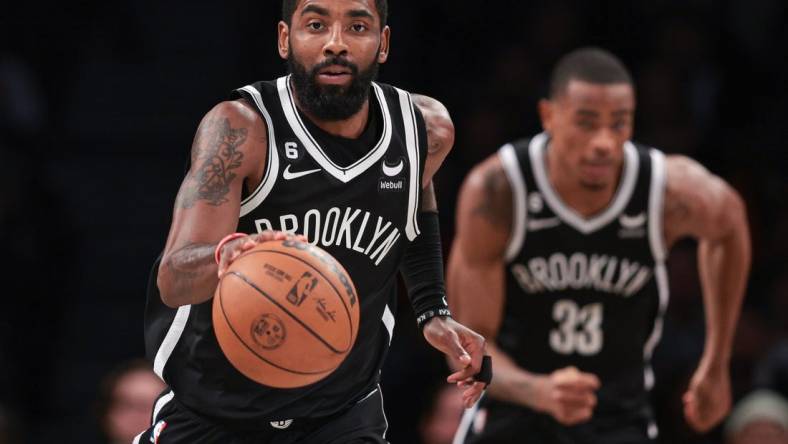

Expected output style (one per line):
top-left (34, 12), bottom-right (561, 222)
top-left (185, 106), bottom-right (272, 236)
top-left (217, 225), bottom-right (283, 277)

top-left (282, 0), bottom-right (388, 27)
top-left (549, 47), bottom-right (633, 98)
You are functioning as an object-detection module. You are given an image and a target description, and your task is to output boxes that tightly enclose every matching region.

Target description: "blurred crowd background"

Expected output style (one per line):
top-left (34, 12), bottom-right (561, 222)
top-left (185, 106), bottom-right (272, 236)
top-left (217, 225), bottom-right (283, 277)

top-left (1, 1), bottom-right (787, 443)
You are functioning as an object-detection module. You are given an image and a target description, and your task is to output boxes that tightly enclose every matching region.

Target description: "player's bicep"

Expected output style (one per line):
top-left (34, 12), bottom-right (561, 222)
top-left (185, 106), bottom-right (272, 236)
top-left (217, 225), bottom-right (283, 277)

top-left (164, 101), bottom-right (265, 253)
top-left (447, 157), bottom-right (512, 338)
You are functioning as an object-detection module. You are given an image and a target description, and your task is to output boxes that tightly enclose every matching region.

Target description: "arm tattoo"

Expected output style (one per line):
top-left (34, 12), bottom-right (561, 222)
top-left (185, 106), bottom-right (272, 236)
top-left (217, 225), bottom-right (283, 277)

top-left (424, 118), bottom-right (442, 154)
top-left (472, 168), bottom-right (512, 228)
top-left (164, 243), bottom-right (217, 302)
top-left (412, 94), bottom-right (449, 154)
top-left (178, 118), bottom-right (247, 208)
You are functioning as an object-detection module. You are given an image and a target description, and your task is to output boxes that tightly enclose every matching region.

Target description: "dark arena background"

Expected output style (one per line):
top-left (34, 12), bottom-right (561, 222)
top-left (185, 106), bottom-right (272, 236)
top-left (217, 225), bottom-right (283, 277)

top-left (2, 1), bottom-right (787, 443)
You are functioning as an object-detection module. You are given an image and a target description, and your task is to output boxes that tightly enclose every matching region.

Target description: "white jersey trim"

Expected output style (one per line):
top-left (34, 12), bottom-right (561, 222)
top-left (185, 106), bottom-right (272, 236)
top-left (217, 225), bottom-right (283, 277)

top-left (643, 149), bottom-right (669, 392)
top-left (648, 149), bottom-right (668, 262)
top-left (643, 262), bottom-right (669, 390)
top-left (453, 393), bottom-right (484, 444)
top-left (529, 133), bottom-right (640, 234)
top-left (239, 85), bottom-right (280, 217)
top-left (277, 76), bottom-right (393, 184)
top-left (382, 304), bottom-right (395, 344)
top-left (152, 390), bottom-right (174, 425)
top-left (379, 384), bottom-right (389, 440)
top-left (395, 87), bottom-right (422, 241)
top-left (498, 144), bottom-right (528, 262)
top-left (153, 305), bottom-right (191, 380)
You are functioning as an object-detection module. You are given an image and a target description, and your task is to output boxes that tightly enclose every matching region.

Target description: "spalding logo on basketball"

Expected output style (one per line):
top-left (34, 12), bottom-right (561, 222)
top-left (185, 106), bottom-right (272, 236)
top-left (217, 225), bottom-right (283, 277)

top-left (212, 239), bottom-right (359, 388)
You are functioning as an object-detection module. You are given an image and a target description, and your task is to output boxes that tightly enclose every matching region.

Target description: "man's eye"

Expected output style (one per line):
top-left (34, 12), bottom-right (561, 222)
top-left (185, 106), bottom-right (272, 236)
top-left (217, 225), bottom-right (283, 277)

top-left (351, 24), bottom-right (368, 32)
top-left (308, 22), bottom-right (323, 31)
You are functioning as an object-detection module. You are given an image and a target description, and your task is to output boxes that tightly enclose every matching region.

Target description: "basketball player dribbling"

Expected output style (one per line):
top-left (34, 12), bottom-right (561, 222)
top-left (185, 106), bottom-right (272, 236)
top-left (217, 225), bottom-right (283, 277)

top-left (136, 1), bottom-right (490, 443)
top-left (448, 48), bottom-right (751, 443)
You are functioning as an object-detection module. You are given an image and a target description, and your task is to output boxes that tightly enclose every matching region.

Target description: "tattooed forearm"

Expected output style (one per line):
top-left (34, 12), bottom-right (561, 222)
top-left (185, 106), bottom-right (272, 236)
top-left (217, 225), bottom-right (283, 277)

top-left (178, 117), bottom-right (248, 208)
top-left (162, 243), bottom-right (218, 304)
top-left (472, 167), bottom-right (512, 229)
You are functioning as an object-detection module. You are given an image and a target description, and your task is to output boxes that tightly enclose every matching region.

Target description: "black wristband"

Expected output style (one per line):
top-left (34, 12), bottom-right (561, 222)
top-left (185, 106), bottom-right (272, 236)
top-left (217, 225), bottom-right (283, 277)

top-left (401, 211), bottom-right (452, 329)
top-left (415, 307), bottom-right (453, 330)
top-left (475, 355), bottom-right (493, 386)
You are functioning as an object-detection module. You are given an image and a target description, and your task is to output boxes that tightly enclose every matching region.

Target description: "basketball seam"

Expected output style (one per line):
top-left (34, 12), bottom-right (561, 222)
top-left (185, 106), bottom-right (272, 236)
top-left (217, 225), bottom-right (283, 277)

top-left (237, 248), bottom-right (357, 346)
top-left (229, 270), bottom-right (350, 355)
top-left (218, 278), bottom-right (333, 376)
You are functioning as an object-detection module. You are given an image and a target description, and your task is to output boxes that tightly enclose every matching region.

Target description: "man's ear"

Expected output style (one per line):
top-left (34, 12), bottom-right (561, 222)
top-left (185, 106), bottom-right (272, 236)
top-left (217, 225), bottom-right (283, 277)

top-left (278, 21), bottom-right (290, 60)
top-left (377, 26), bottom-right (391, 64)
top-left (538, 98), bottom-right (554, 133)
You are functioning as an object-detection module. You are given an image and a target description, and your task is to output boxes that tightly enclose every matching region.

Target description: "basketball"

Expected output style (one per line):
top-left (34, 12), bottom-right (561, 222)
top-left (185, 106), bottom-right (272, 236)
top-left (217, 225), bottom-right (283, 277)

top-left (212, 239), bottom-right (359, 388)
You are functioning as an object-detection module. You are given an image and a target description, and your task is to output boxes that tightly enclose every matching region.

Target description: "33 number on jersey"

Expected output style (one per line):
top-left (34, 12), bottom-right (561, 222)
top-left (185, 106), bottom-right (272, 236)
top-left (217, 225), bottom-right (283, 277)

top-left (549, 300), bottom-right (603, 356)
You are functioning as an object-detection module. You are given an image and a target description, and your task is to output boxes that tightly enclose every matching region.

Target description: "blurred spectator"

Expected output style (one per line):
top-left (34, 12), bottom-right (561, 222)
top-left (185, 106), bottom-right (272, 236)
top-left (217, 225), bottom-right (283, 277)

top-left (95, 360), bottom-right (165, 444)
top-left (724, 389), bottom-right (788, 444)
top-left (420, 384), bottom-right (464, 444)
top-left (0, 403), bottom-right (22, 444)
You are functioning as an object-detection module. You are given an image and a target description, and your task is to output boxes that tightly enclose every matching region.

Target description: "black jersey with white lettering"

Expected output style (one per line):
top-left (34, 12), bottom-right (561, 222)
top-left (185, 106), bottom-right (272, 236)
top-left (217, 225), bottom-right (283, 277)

top-left (144, 75), bottom-right (427, 428)
top-left (496, 133), bottom-right (668, 428)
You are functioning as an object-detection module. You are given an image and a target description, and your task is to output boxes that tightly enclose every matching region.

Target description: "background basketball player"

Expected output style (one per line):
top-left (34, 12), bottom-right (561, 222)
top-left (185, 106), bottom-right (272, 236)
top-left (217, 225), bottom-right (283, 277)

top-left (448, 48), bottom-right (751, 443)
top-left (136, 1), bottom-right (487, 443)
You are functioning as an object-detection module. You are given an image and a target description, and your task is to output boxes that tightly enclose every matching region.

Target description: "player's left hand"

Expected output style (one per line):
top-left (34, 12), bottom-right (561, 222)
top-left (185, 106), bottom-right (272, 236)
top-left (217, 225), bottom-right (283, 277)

top-left (682, 363), bottom-right (732, 433)
top-left (422, 316), bottom-right (487, 408)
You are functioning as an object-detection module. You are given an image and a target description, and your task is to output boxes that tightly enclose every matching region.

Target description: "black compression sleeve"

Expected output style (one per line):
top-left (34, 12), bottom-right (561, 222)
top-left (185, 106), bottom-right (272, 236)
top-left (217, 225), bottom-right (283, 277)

top-left (401, 211), bottom-right (452, 329)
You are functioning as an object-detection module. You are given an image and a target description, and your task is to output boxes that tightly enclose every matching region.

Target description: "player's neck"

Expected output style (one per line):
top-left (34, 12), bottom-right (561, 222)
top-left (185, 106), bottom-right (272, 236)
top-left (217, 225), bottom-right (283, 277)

top-left (545, 148), bottom-right (620, 218)
top-left (293, 96), bottom-right (371, 140)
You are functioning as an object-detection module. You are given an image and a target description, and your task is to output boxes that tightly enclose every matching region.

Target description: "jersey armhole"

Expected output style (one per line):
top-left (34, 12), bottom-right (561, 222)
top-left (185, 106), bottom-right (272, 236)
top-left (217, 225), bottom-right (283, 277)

top-left (497, 144), bottom-right (528, 262)
top-left (394, 88), bottom-right (422, 241)
top-left (236, 85), bottom-right (280, 218)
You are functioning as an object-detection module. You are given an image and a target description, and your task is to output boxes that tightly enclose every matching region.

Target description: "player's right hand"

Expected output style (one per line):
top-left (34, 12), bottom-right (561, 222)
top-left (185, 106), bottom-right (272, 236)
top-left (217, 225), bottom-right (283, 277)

top-left (533, 366), bottom-right (600, 426)
top-left (217, 231), bottom-right (306, 277)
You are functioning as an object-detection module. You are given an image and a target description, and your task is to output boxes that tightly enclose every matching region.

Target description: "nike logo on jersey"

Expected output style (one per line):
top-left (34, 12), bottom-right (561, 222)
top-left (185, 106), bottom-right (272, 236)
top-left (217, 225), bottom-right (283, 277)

top-left (283, 164), bottom-right (321, 180)
top-left (527, 217), bottom-right (561, 231)
top-left (619, 212), bottom-right (646, 228)
top-left (382, 159), bottom-right (404, 177)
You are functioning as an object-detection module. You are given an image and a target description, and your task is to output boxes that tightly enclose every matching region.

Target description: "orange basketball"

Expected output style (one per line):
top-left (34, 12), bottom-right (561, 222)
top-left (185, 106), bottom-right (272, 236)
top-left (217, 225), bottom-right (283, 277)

top-left (212, 239), bottom-right (359, 388)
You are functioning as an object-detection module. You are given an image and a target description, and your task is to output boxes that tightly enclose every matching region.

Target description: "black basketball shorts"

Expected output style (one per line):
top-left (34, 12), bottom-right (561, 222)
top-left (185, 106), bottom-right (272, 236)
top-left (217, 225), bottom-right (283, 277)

top-left (132, 386), bottom-right (389, 444)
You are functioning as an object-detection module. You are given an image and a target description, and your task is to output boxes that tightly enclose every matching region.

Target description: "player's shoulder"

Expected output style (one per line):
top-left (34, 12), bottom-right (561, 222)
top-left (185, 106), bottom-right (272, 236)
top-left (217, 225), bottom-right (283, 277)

top-left (660, 152), bottom-right (718, 190)
top-left (207, 99), bottom-right (260, 124)
top-left (464, 149), bottom-right (510, 196)
top-left (375, 82), bottom-right (448, 114)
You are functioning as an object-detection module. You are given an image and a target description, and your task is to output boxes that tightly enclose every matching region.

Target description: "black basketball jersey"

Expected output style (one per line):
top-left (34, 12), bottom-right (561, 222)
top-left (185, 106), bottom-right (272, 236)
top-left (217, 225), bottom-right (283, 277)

top-left (144, 75), bottom-right (427, 428)
top-left (497, 133), bottom-right (668, 424)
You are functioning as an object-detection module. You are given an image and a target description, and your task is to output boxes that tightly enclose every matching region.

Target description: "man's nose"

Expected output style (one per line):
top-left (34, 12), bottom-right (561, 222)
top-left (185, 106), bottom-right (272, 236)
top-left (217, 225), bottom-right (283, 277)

top-left (323, 22), bottom-right (349, 58)
top-left (590, 128), bottom-right (616, 156)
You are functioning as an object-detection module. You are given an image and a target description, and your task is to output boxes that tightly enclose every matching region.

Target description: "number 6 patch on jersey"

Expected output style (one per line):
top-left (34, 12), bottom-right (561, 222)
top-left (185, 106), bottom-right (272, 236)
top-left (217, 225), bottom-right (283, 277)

top-left (549, 300), bottom-right (603, 356)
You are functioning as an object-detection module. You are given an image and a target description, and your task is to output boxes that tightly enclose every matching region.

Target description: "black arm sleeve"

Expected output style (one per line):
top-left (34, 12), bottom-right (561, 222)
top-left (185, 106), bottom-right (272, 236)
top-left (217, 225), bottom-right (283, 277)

top-left (401, 211), bottom-right (452, 329)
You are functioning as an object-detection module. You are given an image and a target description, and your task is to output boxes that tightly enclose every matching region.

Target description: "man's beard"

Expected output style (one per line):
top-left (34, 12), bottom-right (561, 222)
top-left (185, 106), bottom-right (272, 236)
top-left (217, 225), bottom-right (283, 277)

top-left (288, 49), bottom-right (379, 122)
